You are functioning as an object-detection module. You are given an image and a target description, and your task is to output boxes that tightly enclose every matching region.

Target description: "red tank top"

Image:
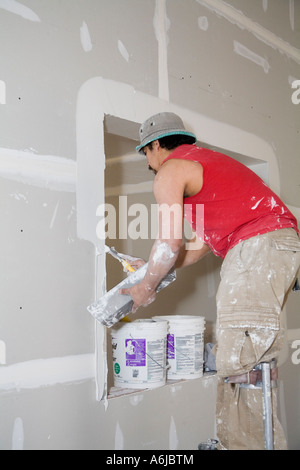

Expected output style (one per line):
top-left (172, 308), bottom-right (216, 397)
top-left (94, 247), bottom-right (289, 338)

top-left (162, 145), bottom-right (298, 258)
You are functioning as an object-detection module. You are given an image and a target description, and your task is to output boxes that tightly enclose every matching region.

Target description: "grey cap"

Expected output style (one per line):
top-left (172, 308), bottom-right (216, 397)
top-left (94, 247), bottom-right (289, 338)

top-left (136, 112), bottom-right (197, 151)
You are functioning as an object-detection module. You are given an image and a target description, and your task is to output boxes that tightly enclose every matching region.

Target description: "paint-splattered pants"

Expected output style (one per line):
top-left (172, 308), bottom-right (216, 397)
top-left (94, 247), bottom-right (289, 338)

top-left (215, 228), bottom-right (300, 450)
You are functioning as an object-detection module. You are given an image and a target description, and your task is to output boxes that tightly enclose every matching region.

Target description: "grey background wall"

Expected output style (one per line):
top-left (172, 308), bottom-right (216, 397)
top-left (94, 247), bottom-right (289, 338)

top-left (0, 0), bottom-right (299, 450)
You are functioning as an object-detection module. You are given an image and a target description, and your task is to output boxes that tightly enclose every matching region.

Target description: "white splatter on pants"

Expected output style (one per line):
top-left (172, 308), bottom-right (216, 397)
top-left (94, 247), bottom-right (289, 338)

top-left (215, 228), bottom-right (300, 450)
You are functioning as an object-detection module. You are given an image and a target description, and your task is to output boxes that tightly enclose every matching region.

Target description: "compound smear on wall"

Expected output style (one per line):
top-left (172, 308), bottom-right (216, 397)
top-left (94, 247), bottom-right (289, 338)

top-left (262, 0), bottom-right (268, 12)
top-left (0, 340), bottom-right (6, 364)
top-left (289, 0), bottom-right (294, 31)
top-left (11, 417), bottom-right (24, 451)
top-left (118, 40), bottom-right (130, 63)
top-left (115, 422), bottom-right (124, 450)
top-left (234, 40), bottom-right (270, 73)
top-left (0, 354), bottom-right (94, 391)
top-left (154, 0), bottom-right (170, 101)
top-left (0, 0), bottom-right (40, 22)
top-left (80, 21), bottom-right (93, 52)
top-left (0, 148), bottom-right (76, 192)
top-left (0, 80), bottom-right (6, 104)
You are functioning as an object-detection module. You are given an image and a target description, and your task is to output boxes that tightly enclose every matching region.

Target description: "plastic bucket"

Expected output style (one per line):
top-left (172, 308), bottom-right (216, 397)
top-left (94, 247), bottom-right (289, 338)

top-left (111, 319), bottom-right (168, 389)
top-left (153, 315), bottom-right (205, 380)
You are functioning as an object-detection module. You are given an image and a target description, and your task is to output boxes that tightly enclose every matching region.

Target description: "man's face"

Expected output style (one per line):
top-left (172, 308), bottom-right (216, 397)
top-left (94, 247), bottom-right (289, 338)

top-left (142, 143), bottom-right (158, 175)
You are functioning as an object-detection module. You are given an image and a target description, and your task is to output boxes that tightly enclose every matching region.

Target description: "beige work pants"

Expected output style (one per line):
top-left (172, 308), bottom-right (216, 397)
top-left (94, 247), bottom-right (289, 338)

top-left (215, 228), bottom-right (300, 450)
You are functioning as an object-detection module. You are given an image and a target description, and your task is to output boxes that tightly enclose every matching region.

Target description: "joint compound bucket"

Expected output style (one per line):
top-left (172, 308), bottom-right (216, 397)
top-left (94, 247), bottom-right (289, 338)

top-left (153, 315), bottom-right (205, 380)
top-left (111, 319), bottom-right (168, 389)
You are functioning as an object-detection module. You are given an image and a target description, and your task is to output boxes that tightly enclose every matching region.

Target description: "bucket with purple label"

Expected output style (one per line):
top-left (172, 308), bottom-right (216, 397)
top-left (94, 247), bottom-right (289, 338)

top-left (111, 319), bottom-right (168, 389)
top-left (153, 315), bottom-right (205, 380)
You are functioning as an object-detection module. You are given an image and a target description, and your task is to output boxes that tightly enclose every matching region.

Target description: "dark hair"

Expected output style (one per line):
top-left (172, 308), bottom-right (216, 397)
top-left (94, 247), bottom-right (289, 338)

top-left (148, 134), bottom-right (196, 151)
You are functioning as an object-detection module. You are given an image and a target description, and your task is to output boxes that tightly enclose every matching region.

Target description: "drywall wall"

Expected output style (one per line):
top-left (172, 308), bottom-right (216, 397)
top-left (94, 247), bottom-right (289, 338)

top-left (0, 0), bottom-right (299, 450)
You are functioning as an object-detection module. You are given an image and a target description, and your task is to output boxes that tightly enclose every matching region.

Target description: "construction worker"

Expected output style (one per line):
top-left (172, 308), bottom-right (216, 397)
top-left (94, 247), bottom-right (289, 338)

top-left (120, 112), bottom-right (300, 450)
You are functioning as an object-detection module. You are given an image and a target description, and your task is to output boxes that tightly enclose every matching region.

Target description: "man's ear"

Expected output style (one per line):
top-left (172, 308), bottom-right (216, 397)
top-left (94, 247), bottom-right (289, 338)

top-left (152, 139), bottom-right (160, 150)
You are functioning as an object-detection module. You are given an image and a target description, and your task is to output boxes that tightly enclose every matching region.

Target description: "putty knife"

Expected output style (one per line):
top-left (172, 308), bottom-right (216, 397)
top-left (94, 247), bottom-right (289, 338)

top-left (105, 245), bottom-right (136, 273)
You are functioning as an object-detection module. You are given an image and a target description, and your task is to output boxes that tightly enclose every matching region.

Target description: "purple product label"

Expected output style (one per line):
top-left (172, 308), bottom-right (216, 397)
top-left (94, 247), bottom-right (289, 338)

top-left (125, 339), bottom-right (146, 366)
top-left (167, 334), bottom-right (175, 359)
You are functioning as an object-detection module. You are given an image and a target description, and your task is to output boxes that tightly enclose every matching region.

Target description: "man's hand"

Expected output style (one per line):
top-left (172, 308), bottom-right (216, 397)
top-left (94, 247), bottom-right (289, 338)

top-left (119, 282), bottom-right (156, 313)
top-left (118, 253), bottom-right (146, 273)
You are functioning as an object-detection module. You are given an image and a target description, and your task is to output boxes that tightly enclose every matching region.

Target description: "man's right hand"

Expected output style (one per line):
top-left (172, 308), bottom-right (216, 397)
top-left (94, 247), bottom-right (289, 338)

top-left (119, 253), bottom-right (146, 272)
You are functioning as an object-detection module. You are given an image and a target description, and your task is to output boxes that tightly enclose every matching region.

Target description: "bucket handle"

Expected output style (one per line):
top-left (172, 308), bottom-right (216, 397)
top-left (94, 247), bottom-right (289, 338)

top-left (167, 337), bottom-right (192, 360)
top-left (166, 335), bottom-right (202, 361)
top-left (129, 334), bottom-right (169, 371)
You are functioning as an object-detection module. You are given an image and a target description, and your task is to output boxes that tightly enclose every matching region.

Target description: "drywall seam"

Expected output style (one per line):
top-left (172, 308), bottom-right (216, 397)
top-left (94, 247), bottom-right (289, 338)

top-left (49, 202), bottom-right (60, 229)
top-left (118, 40), bottom-right (130, 63)
top-left (289, 0), bottom-right (294, 31)
top-left (198, 16), bottom-right (209, 31)
top-left (11, 417), bottom-right (24, 451)
top-left (234, 40), bottom-right (270, 73)
top-left (0, 148), bottom-right (76, 192)
top-left (154, 0), bottom-right (170, 101)
top-left (0, 354), bottom-right (95, 391)
top-left (262, 0), bottom-right (268, 13)
top-left (0, 80), bottom-right (6, 104)
top-left (0, 340), bottom-right (6, 365)
top-left (80, 21), bottom-right (93, 52)
top-left (115, 421), bottom-right (125, 450)
top-left (196, 0), bottom-right (300, 64)
top-left (169, 416), bottom-right (179, 450)
top-left (0, 0), bottom-right (41, 22)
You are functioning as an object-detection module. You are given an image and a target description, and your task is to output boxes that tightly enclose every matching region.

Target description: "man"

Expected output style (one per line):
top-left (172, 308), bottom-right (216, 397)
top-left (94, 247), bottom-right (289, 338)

top-left (120, 112), bottom-right (300, 450)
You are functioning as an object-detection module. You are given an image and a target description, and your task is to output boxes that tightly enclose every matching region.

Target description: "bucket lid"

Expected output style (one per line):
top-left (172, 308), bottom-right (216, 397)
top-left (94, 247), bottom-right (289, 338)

top-left (153, 315), bottom-right (205, 326)
top-left (112, 319), bottom-right (168, 334)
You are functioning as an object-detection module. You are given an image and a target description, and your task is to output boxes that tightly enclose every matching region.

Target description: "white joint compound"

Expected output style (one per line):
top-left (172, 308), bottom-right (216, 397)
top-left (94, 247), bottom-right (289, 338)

top-left (154, 315), bottom-right (205, 380)
top-left (111, 319), bottom-right (168, 389)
